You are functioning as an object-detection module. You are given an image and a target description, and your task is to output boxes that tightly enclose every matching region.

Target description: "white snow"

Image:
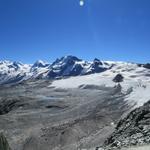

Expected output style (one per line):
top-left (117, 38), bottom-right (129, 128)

top-left (50, 61), bottom-right (150, 107)
top-left (51, 73), bottom-right (114, 88)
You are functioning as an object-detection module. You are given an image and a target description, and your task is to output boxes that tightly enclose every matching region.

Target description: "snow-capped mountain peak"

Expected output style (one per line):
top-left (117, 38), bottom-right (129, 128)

top-left (32, 60), bottom-right (49, 68)
top-left (51, 55), bottom-right (82, 67)
top-left (0, 56), bottom-right (149, 86)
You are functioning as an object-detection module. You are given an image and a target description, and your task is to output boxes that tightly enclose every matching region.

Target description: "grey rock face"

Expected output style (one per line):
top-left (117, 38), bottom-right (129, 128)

top-left (103, 100), bottom-right (150, 149)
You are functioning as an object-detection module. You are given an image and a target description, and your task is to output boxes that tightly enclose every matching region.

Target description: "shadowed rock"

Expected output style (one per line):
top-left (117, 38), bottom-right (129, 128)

top-left (0, 133), bottom-right (11, 150)
top-left (113, 74), bottom-right (124, 83)
top-left (0, 99), bottom-right (19, 115)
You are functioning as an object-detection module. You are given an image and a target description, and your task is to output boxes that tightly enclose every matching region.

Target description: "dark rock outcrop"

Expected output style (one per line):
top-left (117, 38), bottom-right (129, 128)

top-left (0, 99), bottom-right (19, 115)
top-left (0, 133), bottom-right (11, 150)
top-left (143, 63), bottom-right (150, 69)
top-left (103, 100), bottom-right (150, 149)
top-left (137, 63), bottom-right (150, 69)
top-left (113, 74), bottom-right (124, 83)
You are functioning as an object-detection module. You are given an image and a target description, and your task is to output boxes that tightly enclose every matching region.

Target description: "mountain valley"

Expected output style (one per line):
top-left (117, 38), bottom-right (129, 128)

top-left (0, 56), bottom-right (150, 150)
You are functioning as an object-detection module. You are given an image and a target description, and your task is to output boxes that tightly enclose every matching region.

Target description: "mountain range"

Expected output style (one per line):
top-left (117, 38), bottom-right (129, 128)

top-left (0, 56), bottom-right (112, 85)
top-left (0, 55), bottom-right (149, 85)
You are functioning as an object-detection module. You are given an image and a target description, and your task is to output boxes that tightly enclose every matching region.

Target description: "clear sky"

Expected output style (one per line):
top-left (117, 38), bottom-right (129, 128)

top-left (0, 0), bottom-right (150, 63)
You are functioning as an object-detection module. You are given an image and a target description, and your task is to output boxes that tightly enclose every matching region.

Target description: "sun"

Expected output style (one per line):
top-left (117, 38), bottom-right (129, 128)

top-left (79, 0), bottom-right (84, 6)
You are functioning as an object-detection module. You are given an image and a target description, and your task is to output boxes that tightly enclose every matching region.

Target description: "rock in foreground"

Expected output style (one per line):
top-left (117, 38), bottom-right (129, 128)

top-left (0, 133), bottom-right (11, 150)
top-left (103, 100), bottom-right (150, 149)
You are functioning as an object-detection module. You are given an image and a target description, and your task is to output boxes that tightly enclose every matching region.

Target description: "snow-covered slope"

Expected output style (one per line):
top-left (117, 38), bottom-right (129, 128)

top-left (30, 60), bottom-right (50, 78)
top-left (0, 61), bottom-right (31, 84)
top-left (50, 61), bottom-right (150, 107)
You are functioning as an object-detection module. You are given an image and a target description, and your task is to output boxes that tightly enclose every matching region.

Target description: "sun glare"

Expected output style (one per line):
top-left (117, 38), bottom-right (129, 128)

top-left (79, 0), bottom-right (84, 6)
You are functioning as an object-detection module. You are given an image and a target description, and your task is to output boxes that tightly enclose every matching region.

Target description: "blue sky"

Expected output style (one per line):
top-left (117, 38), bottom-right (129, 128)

top-left (0, 0), bottom-right (150, 63)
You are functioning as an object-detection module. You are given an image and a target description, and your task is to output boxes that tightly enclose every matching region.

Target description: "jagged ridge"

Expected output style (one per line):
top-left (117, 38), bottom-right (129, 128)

top-left (0, 56), bottom-right (111, 84)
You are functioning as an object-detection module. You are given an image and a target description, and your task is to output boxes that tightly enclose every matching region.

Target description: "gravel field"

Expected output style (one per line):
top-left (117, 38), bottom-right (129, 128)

top-left (0, 80), bottom-right (130, 150)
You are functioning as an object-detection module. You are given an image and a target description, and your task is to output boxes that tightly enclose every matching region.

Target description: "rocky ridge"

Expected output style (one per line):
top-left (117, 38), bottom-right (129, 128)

top-left (101, 100), bottom-right (150, 149)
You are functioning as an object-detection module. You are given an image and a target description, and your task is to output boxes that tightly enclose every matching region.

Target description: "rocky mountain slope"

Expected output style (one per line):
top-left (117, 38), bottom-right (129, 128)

top-left (0, 80), bottom-right (129, 150)
top-left (101, 100), bottom-right (150, 149)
